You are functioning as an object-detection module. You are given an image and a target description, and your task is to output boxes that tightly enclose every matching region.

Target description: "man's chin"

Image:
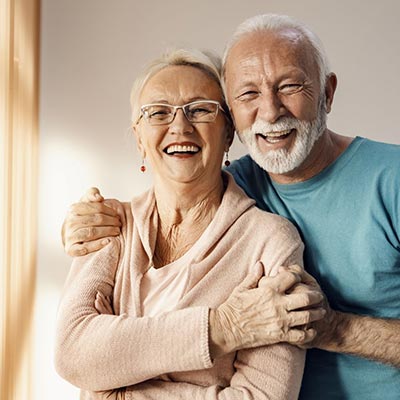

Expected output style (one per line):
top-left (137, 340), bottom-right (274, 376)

top-left (250, 148), bottom-right (304, 175)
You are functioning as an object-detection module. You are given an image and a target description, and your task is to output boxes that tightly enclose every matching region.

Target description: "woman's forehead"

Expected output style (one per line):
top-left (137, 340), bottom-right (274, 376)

top-left (140, 65), bottom-right (223, 104)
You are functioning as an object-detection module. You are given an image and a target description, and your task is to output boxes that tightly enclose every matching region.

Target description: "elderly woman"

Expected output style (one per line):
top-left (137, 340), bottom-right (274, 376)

top-left (55, 48), bottom-right (324, 399)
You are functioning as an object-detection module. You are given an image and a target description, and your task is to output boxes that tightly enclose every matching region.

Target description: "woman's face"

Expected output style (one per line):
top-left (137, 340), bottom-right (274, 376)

top-left (134, 65), bottom-right (232, 186)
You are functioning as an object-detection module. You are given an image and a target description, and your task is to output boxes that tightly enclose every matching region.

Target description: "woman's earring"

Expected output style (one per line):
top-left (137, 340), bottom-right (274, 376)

top-left (140, 159), bottom-right (146, 173)
top-left (224, 151), bottom-right (230, 167)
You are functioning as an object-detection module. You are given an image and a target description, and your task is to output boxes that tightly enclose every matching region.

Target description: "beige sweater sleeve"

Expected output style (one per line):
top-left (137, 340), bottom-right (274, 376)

top-left (54, 238), bottom-right (212, 392)
top-left (122, 344), bottom-right (304, 400)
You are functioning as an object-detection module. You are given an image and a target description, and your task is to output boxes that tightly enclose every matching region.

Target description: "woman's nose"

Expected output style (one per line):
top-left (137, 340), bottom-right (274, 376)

top-left (168, 108), bottom-right (194, 135)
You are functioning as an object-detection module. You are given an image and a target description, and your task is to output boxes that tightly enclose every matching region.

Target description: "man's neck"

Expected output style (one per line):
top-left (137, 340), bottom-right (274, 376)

top-left (268, 130), bottom-right (354, 184)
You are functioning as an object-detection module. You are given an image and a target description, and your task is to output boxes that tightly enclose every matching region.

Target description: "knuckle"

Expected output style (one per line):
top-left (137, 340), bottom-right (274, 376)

top-left (87, 227), bottom-right (96, 237)
top-left (289, 264), bottom-right (303, 274)
top-left (88, 186), bottom-right (99, 195)
top-left (299, 292), bottom-right (311, 305)
top-left (111, 227), bottom-right (120, 235)
top-left (92, 214), bottom-right (103, 225)
top-left (69, 244), bottom-right (87, 257)
top-left (303, 312), bottom-right (311, 324)
top-left (68, 203), bottom-right (80, 214)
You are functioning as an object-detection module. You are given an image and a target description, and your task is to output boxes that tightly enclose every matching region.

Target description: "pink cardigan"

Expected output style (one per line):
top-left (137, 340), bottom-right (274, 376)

top-left (55, 173), bottom-right (305, 399)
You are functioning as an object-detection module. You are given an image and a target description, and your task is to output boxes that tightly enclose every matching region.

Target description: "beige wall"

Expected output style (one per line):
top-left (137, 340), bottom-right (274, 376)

top-left (36, 0), bottom-right (400, 398)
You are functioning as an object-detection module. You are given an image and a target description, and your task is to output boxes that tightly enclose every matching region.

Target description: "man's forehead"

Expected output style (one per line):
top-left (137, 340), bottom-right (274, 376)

top-left (225, 29), bottom-right (317, 79)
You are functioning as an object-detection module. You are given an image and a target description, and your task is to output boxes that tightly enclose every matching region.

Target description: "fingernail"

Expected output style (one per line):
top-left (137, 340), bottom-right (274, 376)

top-left (101, 238), bottom-right (110, 245)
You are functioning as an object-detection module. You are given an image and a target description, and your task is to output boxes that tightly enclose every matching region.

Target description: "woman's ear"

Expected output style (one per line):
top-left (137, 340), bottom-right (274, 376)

top-left (225, 118), bottom-right (235, 149)
top-left (132, 125), bottom-right (146, 159)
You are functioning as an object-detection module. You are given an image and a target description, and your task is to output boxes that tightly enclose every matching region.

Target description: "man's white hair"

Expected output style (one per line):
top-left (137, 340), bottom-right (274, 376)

top-left (221, 14), bottom-right (331, 96)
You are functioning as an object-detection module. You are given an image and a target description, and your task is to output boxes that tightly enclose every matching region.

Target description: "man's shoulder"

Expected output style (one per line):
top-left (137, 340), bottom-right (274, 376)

top-left (357, 137), bottom-right (400, 158)
top-left (226, 154), bottom-right (271, 190)
top-left (227, 154), bottom-right (259, 175)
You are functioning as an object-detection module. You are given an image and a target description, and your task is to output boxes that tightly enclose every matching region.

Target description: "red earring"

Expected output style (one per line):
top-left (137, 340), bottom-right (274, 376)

top-left (140, 159), bottom-right (146, 172)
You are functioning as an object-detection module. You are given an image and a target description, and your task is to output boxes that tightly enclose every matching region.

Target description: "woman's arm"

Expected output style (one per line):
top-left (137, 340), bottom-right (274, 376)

top-left (120, 344), bottom-right (304, 400)
top-left (55, 239), bottom-right (213, 391)
top-left (93, 290), bottom-right (305, 400)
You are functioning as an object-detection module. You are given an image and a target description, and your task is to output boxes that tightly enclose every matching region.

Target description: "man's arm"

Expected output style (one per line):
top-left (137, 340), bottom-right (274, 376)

top-left (308, 308), bottom-right (400, 368)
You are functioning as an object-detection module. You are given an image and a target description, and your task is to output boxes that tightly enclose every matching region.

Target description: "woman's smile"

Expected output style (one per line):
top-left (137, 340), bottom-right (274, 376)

top-left (164, 141), bottom-right (201, 157)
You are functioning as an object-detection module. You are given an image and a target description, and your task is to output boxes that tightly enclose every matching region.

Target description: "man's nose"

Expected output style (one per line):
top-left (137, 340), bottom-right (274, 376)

top-left (257, 91), bottom-right (285, 123)
top-left (168, 108), bottom-right (194, 135)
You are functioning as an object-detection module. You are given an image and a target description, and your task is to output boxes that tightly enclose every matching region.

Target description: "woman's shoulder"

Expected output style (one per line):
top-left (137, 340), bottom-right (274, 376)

top-left (102, 188), bottom-right (155, 223)
top-left (248, 205), bottom-right (301, 242)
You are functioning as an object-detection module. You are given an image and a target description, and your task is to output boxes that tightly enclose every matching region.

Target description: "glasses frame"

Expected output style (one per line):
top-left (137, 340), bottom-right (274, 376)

top-left (136, 100), bottom-right (226, 126)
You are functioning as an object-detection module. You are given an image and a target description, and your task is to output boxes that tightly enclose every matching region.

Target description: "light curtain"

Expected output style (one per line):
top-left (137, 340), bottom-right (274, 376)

top-left (0, 0), bottom-right (40, 398)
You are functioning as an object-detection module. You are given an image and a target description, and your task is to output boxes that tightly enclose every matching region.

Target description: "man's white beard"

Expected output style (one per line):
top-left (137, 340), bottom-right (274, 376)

top-left (237, 97), bottom-right (327, 174)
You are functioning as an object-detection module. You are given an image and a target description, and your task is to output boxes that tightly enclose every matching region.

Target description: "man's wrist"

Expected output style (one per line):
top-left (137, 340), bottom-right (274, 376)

top-left (313, 310), bottom-right (349, 352)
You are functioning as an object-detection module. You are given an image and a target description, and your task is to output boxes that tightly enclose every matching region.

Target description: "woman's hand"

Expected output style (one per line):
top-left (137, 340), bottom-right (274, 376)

top-left (95, 291), bottom-right (114, 315)
top-left (62, 187), bottom-right (121, 257)
top-left (209, 262), bottom-right (326, 358)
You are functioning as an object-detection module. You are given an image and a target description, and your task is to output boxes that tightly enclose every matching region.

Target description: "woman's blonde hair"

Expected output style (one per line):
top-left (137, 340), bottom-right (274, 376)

top-left (130, 48), bottom-right (226, 124)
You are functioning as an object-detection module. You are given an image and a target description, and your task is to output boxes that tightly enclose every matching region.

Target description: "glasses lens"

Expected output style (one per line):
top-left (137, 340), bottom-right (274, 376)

top-left (185, 102), bottom-right (218, 122)
top-left (143, 105), bottom-right (174, 125)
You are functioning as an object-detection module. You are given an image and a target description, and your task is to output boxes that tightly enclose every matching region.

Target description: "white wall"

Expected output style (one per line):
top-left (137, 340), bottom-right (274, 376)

top-left (36, 0), bottom-right (400, 398)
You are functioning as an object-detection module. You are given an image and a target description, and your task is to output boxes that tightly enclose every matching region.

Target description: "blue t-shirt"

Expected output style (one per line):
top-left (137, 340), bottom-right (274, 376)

top-left (227, 137), bottom-right (400, 400)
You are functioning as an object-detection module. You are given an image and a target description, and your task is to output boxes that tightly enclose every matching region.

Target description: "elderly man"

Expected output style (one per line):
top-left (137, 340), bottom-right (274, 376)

top-left (62, 14), bottom-right (400, 400)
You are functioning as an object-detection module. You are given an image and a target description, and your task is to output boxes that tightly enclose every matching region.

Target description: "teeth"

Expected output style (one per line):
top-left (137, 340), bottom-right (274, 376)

top-left (257, 129), bottom-right (292, 143)
top-left (264, 129), bottom-right (292, 138)
top-left (166, 145), bottom-right (200, 154)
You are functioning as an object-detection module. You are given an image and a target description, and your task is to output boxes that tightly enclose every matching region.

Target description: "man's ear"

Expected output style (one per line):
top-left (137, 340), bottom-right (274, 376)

top-left (132, 125), bottom-right (146, 159)
top-left (324, 73), bottom-right (337, 114)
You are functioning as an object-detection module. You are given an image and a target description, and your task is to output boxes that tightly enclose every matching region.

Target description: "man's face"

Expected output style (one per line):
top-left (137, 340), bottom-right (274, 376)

top-left (224, 29), bottom-right (327, 174)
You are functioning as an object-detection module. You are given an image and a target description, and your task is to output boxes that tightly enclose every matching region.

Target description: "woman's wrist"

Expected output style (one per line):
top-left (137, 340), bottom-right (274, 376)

top-left (209, 309), bottom-right (229, 359)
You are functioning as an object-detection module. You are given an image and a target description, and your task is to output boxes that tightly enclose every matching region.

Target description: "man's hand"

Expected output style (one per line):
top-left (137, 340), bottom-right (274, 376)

top-left (209, 262), bottom-right (326, 359)
top-left (284, 265), bottom-right (337, 349)
top-left (62, 187), bottom-right (122, 257)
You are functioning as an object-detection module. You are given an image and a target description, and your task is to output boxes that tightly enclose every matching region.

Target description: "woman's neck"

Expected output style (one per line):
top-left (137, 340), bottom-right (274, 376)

top-left (154, 175), bottom-right (224, 226)
top-left (152, 175), bottom-right (224, 268)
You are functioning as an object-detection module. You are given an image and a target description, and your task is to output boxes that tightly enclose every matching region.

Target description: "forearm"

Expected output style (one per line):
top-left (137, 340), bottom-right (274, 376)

top-left (55, 241), bottom-right (212, 391)
top-left (125, 344), bottom-right (304, 400)
top-left (315, 311), bottom-right (400, 367)
top-left (56, 307), bottom-right (211, 391)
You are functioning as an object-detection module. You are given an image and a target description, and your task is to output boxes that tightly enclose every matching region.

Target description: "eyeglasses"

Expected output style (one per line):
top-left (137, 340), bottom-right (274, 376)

top-left (137, 100), bottom-right (226, 126)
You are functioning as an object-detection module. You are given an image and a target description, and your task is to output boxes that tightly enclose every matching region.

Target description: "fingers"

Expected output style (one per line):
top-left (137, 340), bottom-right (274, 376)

top-left (258, 267), bottom-right (301, 293)
top-left (80, 187), bottom-right (104, 202)
top-left (67, 213), bottom-right (121, 232)
top-left (70, 226), bottom-right (121, 243)
top-left (287, 265), bottom-right (320, 288)
top-left (286, 328), bottom-right (317, 345)
top-left (65, 237), bottom-right (112, 257)
top-left (285, 290), bottom-right (324, 311)
top-left (95, 291), bottom-right (113, 314)
top-left (69, 201), bottom-right (119, 218)
top-left (287, 307), bottom-right (326, 327)
top-left (236, 261), bottom-right (264, 292)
